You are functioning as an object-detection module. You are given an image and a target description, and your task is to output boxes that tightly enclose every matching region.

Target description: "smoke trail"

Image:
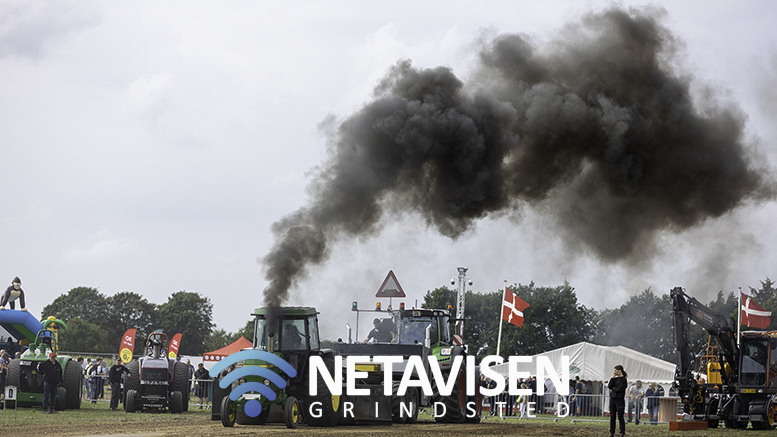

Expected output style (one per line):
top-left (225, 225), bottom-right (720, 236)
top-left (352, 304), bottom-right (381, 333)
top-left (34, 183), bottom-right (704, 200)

top-left (261, 7), bottom-right (775, 308)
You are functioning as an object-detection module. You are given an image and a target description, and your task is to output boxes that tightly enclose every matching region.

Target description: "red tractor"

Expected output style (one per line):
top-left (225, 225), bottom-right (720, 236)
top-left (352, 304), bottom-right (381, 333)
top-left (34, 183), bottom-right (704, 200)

top-left (123, 331), bottom-right (189, 413)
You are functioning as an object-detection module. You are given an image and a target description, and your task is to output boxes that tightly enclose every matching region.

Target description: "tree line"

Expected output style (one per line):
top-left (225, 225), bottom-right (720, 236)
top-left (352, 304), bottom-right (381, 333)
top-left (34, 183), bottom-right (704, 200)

top-left (38, 278), bottom-right (775, 360)
top-left (424, 278), bottom-right (775, 363)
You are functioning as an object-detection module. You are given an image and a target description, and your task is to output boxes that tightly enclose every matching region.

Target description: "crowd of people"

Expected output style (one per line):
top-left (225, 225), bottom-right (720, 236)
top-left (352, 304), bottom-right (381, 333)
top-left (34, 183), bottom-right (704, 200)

top-left (478, 371), bottom-right (666, 426)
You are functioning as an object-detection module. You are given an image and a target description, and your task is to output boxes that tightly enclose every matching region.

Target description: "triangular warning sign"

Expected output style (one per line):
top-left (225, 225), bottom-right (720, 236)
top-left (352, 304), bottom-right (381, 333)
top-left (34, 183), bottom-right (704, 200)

top-left (376, 270), bottom-right (406, 298)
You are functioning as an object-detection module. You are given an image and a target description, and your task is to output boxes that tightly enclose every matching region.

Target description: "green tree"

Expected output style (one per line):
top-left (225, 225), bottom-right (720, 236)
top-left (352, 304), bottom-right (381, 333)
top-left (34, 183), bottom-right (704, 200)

top-left (498, 282), bottom-right (596, 357)
top-left (106, 291), bottom-right (159, 346)
top-left (41, 287), bottom-right (110, 324)
top-left (58, 317), bottom-right (111, 353)
top-left (422, 282), bottom-right (595, 360)
top-left (157, 291), bottom-right (214, 355)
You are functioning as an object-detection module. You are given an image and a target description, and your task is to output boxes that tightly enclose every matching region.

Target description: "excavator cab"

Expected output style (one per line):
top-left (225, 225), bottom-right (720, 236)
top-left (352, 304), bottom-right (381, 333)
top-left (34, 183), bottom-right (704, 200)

top-left (740, 333), bottom-right (777, 387)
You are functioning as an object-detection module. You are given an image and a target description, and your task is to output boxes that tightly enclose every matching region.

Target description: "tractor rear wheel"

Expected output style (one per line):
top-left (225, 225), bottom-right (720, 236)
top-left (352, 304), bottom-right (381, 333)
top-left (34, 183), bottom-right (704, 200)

top-left (463, 367), bottom-right (482, 423)
top-left (124, 360), bottom-right (140, 393)
top-left (433, 367), bottom-right (466, 423)
top-left (64, 359), bottom-right (83, 409)
top-left (391, 381), bottom-right (408, 424)
top-left (171, 361), bottom-right (190, 411)
top-left (6, 358), bottom-right (20, 409)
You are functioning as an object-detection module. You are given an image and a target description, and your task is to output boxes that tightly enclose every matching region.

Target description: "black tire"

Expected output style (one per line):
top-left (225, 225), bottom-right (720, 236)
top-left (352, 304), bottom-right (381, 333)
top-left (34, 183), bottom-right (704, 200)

top-left (170, 391), bottom-right (183, 413)
top-left (124, 360), bottom-right (140, 393)
top-left (172, 361), bottom-right (189, 411)
top-left (285, 396), bottom-right (300, 429)
top-left (6, 358), bottom-right (20, 409)
top-left (705, 398), bottom-right (719, 429)
top-left (464, 367), bottom-right (482, 423)
top-left (64, 359), bottom-right (82, 409)
top-left (433, 367), bottom-right (466, 423)
top-left (391, 381), bottom-right (408, 424)
top-left (220, 396), bottom-right (236, 427)
top-left (55, 386), bottom-right (67, 411)
top-left (125, 389), bottom-right (137, 412)
top-left (303, 354), bottom-right (340, 426)
top-left (406, 387), bottom-right (420, 423)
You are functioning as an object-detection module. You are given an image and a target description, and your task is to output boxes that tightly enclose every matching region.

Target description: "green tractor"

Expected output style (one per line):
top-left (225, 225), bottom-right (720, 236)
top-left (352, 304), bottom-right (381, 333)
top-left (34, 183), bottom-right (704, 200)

top-left (6, 317), bottom-right (82, 410)
top-left (215, 307), bottom-right (344, 428)
top-left (333, 305), bottom-right (481, 424)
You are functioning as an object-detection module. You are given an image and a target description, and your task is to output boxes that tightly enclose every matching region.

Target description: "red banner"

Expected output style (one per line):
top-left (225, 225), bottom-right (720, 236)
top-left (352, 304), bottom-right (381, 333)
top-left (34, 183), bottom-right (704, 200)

top-left (119, 328), bottom-right (137, 363)
top-left (168, 333), bottom-right (182, 358)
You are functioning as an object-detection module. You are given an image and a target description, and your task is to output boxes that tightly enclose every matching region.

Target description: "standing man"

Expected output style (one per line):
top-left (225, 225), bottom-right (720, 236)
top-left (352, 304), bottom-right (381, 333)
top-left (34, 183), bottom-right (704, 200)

top-left (194, 362), bottom-right (210, 409)
top-left (628, 380), bottom-right (645, 424)
top-left (108, 359), bottom-right (131, 411)
top-left (37, 352), bottom-right (62, 413)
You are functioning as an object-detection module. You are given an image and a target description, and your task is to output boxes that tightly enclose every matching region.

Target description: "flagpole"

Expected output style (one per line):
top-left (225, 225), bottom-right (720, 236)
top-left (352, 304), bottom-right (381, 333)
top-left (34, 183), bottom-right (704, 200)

top-left (738, 287), bottom-right (742, 347)
top-left (497, 280), bottom-right (506, 358)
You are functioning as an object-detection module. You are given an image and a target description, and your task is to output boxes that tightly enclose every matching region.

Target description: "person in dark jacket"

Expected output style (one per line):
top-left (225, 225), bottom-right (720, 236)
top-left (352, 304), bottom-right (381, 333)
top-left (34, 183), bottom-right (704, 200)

top-left (108, 359), bottom-right (131, 410)
top-left (38, 352), bottom-right (62, 413)
top-left (607, 364), bottom-right (628, 437)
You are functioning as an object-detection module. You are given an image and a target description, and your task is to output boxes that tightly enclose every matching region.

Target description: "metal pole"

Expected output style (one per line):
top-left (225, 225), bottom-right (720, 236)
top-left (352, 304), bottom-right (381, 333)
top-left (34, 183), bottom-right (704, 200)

top-left (737, 287), bottom-right (742, 347)
top-left (455, 267), bottom-right (468, 337)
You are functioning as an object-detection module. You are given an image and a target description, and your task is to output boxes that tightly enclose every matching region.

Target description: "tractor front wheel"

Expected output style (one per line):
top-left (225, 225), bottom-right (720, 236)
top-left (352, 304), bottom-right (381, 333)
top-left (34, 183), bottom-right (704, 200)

top-left (221, 396), bottom-right (236, 427)
top-left (125, 389), bottom-right (137, 413)
top-left (285, 396), bottom-right (301, 429)
top-left (170, 391), bottom-right (183, 413)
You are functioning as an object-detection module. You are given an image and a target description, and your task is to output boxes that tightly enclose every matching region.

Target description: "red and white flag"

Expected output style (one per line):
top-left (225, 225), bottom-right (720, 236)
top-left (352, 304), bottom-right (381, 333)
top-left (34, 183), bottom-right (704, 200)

top-left (503, 286), bottom-right (530, 328)
top-left (741, 291), bottom-right (771, 329)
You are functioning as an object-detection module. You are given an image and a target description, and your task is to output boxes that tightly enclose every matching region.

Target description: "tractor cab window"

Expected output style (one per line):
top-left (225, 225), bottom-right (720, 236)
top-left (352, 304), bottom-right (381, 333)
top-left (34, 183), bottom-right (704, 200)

top-left (254, 317), bottom-right (272, 351)
top-left (741, 339), bottom-right (769, 386)
top-left (397, 316), bottom-right (438, 345)
top-left (307, 316), bottom-right (320, 350)
top-left (281, 319), bottom-right (307, 351)
top-left (439, 315), bottom-right (451, 344)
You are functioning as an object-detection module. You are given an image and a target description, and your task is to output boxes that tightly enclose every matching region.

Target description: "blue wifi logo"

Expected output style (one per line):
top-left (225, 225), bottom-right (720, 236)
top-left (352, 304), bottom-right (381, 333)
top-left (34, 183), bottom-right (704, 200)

top-left (210, 350), bottom-right (298, 417)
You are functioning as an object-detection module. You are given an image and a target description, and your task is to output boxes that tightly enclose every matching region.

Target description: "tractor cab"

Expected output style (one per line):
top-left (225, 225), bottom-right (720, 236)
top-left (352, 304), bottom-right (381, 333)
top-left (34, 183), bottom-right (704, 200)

top-left (146, 331), bottom-right (169, 359)
top-left (252, 307), bottom-right (321, 353)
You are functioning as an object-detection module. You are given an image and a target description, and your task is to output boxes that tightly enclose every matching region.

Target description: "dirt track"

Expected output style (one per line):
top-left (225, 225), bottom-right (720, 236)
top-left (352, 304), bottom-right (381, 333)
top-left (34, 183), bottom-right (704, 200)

top-left (1, 415), bottom-right (672, 437)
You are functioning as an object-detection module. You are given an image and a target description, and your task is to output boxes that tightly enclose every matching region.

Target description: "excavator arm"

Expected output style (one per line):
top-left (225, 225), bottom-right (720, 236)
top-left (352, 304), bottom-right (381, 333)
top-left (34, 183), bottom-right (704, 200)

top-left (671, 287), bottom-right (739, 398)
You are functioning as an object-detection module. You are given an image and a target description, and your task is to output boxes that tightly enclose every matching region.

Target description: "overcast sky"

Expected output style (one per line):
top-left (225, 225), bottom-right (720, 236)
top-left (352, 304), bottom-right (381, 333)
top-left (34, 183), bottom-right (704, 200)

top-left (1, 1), bottom-right (776, 343)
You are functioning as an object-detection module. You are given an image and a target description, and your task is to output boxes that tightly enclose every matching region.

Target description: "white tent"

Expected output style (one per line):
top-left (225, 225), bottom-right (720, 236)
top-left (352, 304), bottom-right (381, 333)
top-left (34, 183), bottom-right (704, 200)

top-left (488, 341), bottom-right (677, 384)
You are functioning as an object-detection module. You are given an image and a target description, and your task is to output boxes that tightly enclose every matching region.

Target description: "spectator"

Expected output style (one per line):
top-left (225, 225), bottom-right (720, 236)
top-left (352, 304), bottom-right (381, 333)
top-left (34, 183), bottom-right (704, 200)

top-left (572, 376), bottom-right (583, 416)
top-left (194, 362), bottom-right (211, 409)
top-left (186, 359), bottom-right (195, 393)
top-left (608, 365), bottom-right (628, 437)
top-left (0, 351), bottom-right (8, 398)
top-left (84, 358), bottom-right (94, 400)
top-left (628, 380), bottom-right (645, 424)
top-left (37, 352), bottom-right (62, 413)
top-left (645, 382), bottom-right (661, 425)
top-left (518, 383), bottom-right (529, 418)
top-left (108, 359), bottom-right (131, 411)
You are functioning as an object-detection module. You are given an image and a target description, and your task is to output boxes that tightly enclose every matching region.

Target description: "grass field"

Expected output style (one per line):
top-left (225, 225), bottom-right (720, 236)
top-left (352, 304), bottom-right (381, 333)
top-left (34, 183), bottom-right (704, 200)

top-left (0, 394), bottom-right (766, 436)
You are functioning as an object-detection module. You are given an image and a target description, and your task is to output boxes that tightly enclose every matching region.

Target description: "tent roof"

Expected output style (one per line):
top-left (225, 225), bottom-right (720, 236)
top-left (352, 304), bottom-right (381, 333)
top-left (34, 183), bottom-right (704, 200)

top-left (202, 336), bottom-right (252, 362)
top-left (489, 341), bottom-right (676, 384)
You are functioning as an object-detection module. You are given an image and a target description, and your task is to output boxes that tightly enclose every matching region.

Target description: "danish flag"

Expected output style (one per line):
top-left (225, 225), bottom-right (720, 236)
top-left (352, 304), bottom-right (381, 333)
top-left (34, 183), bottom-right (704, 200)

top-left (503, 286), bottom-right (530, 328)
top-left (741, 291), bottom-right (771, 329)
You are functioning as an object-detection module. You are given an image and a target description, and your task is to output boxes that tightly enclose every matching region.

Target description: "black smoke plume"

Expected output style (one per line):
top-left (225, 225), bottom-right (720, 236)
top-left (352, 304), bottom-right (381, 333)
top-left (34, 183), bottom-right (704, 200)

top-left (261, 7), bottom-right (775, 310)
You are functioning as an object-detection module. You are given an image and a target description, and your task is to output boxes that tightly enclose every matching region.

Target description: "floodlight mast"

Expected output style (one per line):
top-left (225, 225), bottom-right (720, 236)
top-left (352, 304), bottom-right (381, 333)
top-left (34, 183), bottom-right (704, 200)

top-left (453, 267), bottom-right (470, 338)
